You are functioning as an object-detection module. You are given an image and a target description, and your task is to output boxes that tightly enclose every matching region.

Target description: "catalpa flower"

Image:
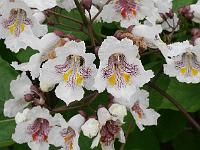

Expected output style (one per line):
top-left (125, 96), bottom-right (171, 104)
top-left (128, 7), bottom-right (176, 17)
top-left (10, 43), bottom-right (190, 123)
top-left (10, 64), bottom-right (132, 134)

top-left (0, 0), bottom-right (47, 52)
top-left (94, 36), bottom-right (154, 100)
top-left (57, 0), bottom-right (77, 12)
top-left (48, 113), bottom-right (85, 150)
top-left (100, 0), bottom-right (160, 27)
top-left (131, 24), bottom-right (164, 49)
top-left (39, 41), bottom-right (97, 105)
top-left (115, 89), bottom-right (160, 131)
top-left (154, 0), bottom-right (173, 14)
top-left (12, 106), bottom-right (57, 150)
top-left (4, 73), bottom-right (46, 117)
top-left (163, 40), bottom-right (200, 83)
top-left (21, 0), bottom-right (57, 11)
top-left (4, 73), bottom-right (32, 118)
top-left (11, 32), bottom-right (69, 80)
top-left (81, 104), bottom-right (127, 150)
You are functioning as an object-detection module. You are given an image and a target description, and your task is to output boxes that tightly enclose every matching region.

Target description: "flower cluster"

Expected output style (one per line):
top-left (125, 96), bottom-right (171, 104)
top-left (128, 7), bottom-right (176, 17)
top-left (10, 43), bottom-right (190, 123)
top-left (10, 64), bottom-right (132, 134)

top-left (2, 0), bottom-right (200, 150)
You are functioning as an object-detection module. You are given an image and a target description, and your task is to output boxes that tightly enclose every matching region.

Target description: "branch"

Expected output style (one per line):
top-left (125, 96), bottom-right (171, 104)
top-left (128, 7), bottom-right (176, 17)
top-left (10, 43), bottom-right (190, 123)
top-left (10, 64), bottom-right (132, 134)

top-left (91, 0), bottom-right (112, 23)
top-left (74, 0), bottom-right (96, 47)
top-left (46, 9), bottom-right (83, 25)
top-left (148, 82), bottom-right (200, 132)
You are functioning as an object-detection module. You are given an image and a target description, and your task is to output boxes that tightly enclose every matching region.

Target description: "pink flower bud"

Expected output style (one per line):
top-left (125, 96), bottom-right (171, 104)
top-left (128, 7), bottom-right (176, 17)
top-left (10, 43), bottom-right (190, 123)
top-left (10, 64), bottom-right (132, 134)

top-left (81, 0), bottom-right (92, 11)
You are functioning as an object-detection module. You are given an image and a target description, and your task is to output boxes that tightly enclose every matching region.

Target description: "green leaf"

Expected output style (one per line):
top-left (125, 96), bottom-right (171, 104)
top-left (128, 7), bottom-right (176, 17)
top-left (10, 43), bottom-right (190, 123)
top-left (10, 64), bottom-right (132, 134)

top-left (0, 57), bottom-right (18, 114)
top-left (124, 128), bottom-right (160, 150)
top-left (153, 110), bottom-right (187, 143)
top-left (0, 119), bottom-right (15, 148)
top-left (149, 74), bottom-right (200, 112)
top-left (173, 0), bottom-right (196, 10)
top-left (172, 131), bottom-right (200, 150)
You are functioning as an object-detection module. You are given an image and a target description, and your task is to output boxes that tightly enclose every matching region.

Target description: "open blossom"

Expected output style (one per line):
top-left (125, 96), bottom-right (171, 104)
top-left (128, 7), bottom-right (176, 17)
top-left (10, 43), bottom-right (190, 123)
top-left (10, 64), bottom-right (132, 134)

top-left (100, 0), bottom-right (160, 27)
top-left (115, 89), bottom-right (160, 131)
top-left (131, 24), bottom-right (164, 49)
top-left (48, 113), bottom-right (85, 150)
top-left (163, 40), bottom-right (200, 83)
top-left (81, 104), bottom-right (127, 150)
top-left (39, 41), bottom-right (97, 105)
top-left (4, 73), bottom-right (32, 118)
top-left (94, 36), bottom-right (154, 100)
top-left (154, 0), bottom-right (173, 14)
top-left (4, 73), bottom-right (46, 117)
top-left (12, 106), bottom-right (57, 150)
top-left (21, 0), bottom-right (57, 11)
top-left (0, 0), bottom-right (47, 52)
top-left (11, 33), bottom-right (69, 80)
top-left (57, 0), bottom-right (77, 12)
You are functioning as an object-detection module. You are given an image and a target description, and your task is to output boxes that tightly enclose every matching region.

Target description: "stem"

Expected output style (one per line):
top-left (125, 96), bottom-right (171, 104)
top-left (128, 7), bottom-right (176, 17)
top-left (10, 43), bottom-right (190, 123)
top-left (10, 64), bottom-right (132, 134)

top-left (120, 121), bottom-right (133, 150)
top-left (148, 82), bottom-right (200, 132)
top-left (74, 0), bottom-right (96, 47)
top-left (91, 0), bottom-right (112, 23)
top-left (47, 9), bottom-right (83, 25)
top-left (52, 91), bottom-right (99, 113)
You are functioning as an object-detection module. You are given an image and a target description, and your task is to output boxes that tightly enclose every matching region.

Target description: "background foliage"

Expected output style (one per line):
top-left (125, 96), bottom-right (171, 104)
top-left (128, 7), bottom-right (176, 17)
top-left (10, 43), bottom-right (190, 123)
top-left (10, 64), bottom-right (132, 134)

top-left (0, 0), bottom-right (200, 150)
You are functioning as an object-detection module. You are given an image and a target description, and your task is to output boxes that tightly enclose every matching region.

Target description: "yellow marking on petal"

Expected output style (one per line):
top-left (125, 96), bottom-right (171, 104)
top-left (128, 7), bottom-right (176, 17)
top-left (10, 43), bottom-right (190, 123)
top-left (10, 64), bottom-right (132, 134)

top-left (180, 67), bottom-right (187, 75)
top-left (21, 23), bottom-right (25, 32)
top-left (137, 112), bottom-right (143, 119)
top-left (63, 69), bottom-right (72, 81)
top-left (9, 23), bottom-right (16, 33)
top-left (75, 72), bottom-right (83, 85)
top-left (122, 72), bottom-right (131, 84)
top-left (191, 68), bottom-right (198, 76)
top-left (108, 73), bottom-right (117, 86)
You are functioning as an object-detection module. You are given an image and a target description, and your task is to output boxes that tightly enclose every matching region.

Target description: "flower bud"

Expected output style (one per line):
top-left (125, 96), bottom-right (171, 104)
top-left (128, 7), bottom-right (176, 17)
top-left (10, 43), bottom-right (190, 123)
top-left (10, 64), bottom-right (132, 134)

top-left (81, 0), bottom-right (92, 11)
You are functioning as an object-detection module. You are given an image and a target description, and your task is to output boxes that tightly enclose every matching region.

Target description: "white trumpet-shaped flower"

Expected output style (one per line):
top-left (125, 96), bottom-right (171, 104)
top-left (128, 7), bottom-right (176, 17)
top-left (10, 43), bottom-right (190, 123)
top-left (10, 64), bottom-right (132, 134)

top-left (100, 0), bottom-right (160, 27)
top-left (94, 36), bottom-right (154, 100)
top-left (115, 89), bottom-right (160, 131)
top-left (12, 106), bottom-right (57, 150)
top-left (0, 0), bottom-right (47, 52)
top-left (4, 73), bottom-right (32, 118)
top-left (39, 41), bottom-right (97, 105)
top-left (48, 113), bottom-right (85, 150)
top-left (163, 40), bottom-right (200, 83)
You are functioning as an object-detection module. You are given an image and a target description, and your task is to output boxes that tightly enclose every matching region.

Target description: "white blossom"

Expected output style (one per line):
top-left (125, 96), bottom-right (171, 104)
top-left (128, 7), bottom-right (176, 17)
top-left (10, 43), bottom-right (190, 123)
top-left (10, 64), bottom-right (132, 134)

top-left (163, 40), bottom-right (200, 83)
top-left (4, 73), bottom-right (32, 118)
top-left (21, 0), bottom-right (57, 11)
top-left (12, 106), bottom-right (57, 150)
top-left (11, 33), bottom-right (69, 80)
top-left (115, 89), bottom-right (160, 131)
top-left (94, 36), bottom-right (154, 100)
top-left (81, 104), bottom-right (127, 150)
top-left (39, 40), bottom-right (97, 105)
top-left (0, 0), bottom-right (47, 52)
top-left (48, 113), bottom-right (85, 150)
top-left (100, 0), bottom-right (160, 27)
